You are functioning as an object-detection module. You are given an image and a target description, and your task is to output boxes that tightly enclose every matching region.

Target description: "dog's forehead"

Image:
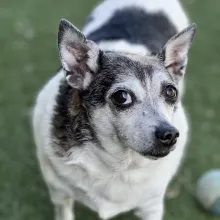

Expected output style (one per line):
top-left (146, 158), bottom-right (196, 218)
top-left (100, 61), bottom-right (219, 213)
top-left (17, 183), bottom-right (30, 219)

top-left (123, 52), bottom-right (161, 66)
top-left (86, 52), bottom-right (174, 108)
top-left (105, 51), bottom-right (162, 66)
top-left (103, 51), bottom-right (170, 82)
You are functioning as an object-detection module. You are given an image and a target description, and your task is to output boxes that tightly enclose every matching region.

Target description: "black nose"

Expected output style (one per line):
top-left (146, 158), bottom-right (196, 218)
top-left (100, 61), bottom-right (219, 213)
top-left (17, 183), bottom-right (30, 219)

top-left (155, 125), bottom-right (179, 147)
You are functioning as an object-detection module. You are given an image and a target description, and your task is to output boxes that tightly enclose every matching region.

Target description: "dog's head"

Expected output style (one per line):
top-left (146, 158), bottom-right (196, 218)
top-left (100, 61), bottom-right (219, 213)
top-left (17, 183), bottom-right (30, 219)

top-left (58, 19), bottom-right (196, 159)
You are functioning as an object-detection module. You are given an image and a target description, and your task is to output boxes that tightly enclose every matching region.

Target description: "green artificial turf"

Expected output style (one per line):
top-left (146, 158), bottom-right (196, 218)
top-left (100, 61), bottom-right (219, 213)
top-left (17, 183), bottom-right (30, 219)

top-left (0, 0), bottom-right (220, 219)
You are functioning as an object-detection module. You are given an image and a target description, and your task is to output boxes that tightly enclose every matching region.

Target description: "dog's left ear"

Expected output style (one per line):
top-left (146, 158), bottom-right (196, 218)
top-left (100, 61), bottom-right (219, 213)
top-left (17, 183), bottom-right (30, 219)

top-left (58, 19), bottom-right (100, 89)
top-left (158, 24), bottom-right (196, 81)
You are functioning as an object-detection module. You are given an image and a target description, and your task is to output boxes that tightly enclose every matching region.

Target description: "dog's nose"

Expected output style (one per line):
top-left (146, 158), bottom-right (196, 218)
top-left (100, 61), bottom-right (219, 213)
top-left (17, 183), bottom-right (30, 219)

top-left (155, 125), bottom-right (179, 147)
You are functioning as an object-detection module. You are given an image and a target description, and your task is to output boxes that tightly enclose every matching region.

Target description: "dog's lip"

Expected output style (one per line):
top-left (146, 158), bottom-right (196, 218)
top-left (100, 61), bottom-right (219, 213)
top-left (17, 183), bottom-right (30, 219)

top-left (146, 151), bottom-right (170, 159)
top-left (141, 145), bottom-right (176, 159)
top-left (170, 145), bottom-right (176, 151)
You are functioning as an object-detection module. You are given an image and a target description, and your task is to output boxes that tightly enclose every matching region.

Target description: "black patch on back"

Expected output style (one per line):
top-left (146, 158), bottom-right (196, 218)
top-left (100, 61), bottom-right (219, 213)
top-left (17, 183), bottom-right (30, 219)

top-left (86, 7), bottom-right (177, 53)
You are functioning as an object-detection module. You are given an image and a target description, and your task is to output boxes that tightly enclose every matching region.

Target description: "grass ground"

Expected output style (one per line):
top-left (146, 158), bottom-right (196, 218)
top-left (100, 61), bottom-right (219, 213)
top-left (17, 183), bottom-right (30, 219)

top-left (0, 0), bottom-right (220, 219)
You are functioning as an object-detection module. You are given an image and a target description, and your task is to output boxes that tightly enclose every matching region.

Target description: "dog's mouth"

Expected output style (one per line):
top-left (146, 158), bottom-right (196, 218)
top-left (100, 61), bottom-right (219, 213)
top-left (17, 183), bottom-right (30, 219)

top-left (145, 151), bottom-right (170, 160)
top-left (116, 133), bottom-right (177, 160)
top-left (140, 145), bottom-right (176, 160)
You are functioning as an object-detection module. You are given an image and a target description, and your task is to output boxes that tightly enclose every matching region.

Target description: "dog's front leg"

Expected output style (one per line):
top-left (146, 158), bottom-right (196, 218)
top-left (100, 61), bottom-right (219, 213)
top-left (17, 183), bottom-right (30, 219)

top-left (37, 153), bottom-right (75, 220)
top-left (53, 196), bottom-right (74, 220)
top-left (135, 200), bottom-right (164, 220)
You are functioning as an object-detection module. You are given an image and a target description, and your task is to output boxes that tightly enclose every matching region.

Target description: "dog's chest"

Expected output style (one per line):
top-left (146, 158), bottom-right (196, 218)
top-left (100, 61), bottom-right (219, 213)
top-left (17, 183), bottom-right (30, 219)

top-left (57, 158), bottom-right (170, 219)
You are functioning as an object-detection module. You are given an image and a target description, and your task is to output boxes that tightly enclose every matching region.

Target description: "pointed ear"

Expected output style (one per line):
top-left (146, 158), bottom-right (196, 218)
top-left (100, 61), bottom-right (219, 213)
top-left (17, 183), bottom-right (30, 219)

top-left (58, 19), bottom-right (100, 89)
top-left (158, 24), bottom-right (196, 81)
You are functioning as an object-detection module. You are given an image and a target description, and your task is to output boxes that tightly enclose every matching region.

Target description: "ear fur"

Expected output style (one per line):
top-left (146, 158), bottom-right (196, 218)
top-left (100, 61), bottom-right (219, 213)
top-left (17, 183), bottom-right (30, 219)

top-left (158, 23), bottom-right (196, 80)
top-left (58, 19), bottom-right (100, 89)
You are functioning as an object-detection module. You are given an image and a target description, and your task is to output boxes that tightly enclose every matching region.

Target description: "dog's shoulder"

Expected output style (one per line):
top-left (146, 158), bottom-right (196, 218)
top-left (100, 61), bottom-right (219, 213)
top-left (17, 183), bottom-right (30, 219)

top-left (32, 68), bottom-right (99, 156)
top-left (32, 68), bottom-right (65, 153)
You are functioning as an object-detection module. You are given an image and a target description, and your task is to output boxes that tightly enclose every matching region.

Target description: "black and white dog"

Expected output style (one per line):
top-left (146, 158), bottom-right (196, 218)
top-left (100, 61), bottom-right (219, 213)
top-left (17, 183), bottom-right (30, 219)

top-left (32, 0), bottom-right (196, 219)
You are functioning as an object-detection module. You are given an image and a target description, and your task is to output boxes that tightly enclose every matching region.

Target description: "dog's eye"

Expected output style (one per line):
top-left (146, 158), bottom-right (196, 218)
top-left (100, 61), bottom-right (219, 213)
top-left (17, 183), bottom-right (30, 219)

top-left (165, 85), bottom-right (178, 102)
top-left (111, 90), bottom-right (132, 106)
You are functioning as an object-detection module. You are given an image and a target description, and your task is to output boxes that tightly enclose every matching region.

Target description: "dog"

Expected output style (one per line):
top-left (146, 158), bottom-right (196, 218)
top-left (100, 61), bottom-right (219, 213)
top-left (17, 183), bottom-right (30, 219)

top-left (32, 0), bottom-right (196, 219)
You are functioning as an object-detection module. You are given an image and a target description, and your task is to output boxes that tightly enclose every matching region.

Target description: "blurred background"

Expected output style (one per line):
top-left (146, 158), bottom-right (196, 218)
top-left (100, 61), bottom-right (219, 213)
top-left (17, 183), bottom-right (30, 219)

top-left (0, 0), bottom-right (220, 219)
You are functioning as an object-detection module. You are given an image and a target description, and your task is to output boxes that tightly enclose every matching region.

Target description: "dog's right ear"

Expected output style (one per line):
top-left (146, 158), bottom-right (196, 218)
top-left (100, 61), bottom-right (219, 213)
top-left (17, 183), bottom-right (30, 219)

top-left (58, 19), bottom-right (100, 89)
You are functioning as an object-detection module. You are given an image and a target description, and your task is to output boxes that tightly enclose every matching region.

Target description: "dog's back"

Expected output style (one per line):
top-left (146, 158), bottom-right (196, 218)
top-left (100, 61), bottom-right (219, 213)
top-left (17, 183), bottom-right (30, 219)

top-left (83, 0), bottom-right (188, 54)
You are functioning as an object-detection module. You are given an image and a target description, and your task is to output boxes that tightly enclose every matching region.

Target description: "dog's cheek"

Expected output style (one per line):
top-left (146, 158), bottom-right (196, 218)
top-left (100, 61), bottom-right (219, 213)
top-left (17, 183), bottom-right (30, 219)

top-left (90, 106), bottom-right (116, 136)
